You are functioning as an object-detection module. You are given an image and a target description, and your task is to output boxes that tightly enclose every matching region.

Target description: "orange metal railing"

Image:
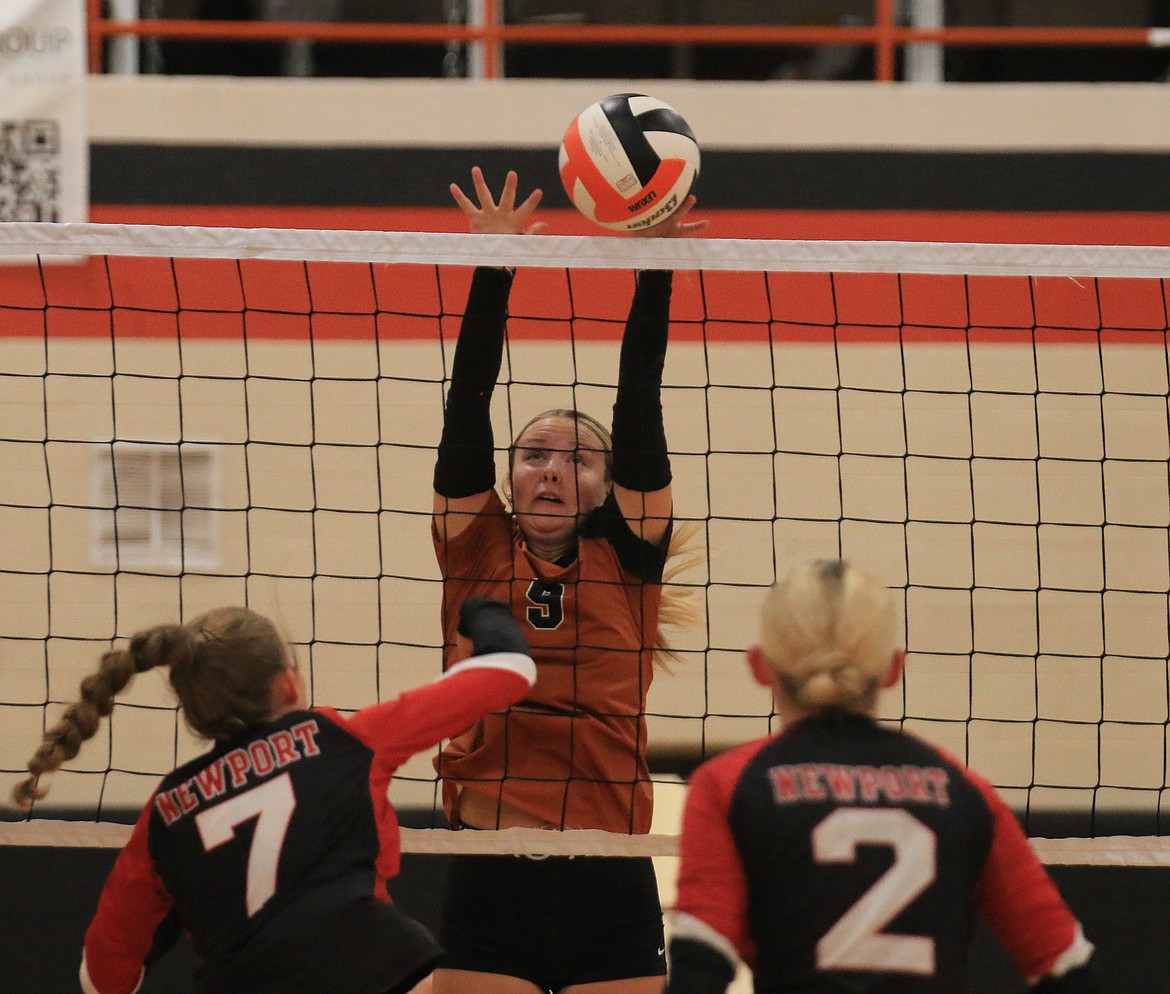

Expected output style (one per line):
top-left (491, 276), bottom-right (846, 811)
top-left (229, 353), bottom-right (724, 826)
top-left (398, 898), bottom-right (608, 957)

top-left (85, 0), bottom-right (1166, 82)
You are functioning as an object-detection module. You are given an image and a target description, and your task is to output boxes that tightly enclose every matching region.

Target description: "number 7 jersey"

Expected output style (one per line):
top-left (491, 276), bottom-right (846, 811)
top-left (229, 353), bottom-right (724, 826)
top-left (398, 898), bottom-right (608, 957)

top-left (80, 653), bottom-right (535, 994)
top-left (671, 711), bottom-right (1095, 992)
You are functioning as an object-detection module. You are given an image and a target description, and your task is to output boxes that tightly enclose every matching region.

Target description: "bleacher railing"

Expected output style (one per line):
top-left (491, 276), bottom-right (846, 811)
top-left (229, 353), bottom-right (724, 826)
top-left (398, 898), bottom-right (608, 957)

top-left (86, 0), bottom-right (1170, 83)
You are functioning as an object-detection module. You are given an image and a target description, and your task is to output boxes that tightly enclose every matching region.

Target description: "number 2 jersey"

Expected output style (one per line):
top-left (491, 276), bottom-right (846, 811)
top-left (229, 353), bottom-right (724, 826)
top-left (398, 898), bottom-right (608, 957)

top-left (80, 651), bottom-right (536, 994)
top-left (669, 711), bottom-right (1097, 993)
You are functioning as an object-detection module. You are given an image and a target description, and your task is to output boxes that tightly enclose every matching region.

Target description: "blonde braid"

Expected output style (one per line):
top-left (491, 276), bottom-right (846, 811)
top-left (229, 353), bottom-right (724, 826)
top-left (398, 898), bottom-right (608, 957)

top-left (11, 623), bottom-right (189, 809)
top-left (11, 647), bottom-right (138, 808)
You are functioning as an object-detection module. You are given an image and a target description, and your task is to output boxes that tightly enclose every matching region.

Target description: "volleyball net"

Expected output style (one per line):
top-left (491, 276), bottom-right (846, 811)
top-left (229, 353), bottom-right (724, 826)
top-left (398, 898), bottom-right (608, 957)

top-left (1, 222), bottom-right (1169, 865)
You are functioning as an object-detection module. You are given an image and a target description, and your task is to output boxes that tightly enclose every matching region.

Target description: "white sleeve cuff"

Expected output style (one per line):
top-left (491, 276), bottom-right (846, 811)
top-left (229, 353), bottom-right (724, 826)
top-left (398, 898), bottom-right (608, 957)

top-left (1031, 923), bottom-right (1095, 984)
top-left (441, 651), bottom-right (537, 687)
top-left (670, 911), bottom-right (742, 972)
top-left (80, 951), bottom-right (144, 994)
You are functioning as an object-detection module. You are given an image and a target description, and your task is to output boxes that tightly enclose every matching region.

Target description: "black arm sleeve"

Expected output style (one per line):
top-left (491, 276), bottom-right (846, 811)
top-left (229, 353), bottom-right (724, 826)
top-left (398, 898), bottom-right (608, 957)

top-left (433, 267), bottom-right (513, 498)
top-left (664, 937), bottom-right (737, 994)
top-left (610, 269), bottom-right (673, 493)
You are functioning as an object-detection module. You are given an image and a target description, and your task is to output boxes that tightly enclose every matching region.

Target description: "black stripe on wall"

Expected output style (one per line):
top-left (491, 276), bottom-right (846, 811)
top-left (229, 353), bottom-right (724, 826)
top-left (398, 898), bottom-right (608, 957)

top-left (92, 144), bottom-right (1170, 211)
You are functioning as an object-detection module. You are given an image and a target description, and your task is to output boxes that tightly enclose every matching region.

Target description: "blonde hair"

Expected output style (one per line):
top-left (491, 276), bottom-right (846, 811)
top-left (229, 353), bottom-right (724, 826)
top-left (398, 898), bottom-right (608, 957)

top-left (654, 519), bottom-right (704, 671)
top-left (11, 607), bottom-right (288, 809)
top-left (757, 559), bottom-right (899, 714)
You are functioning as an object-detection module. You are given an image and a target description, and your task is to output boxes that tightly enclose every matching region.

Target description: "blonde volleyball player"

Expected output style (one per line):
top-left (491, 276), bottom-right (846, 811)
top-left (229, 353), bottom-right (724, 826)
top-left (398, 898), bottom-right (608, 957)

top-left (665, 559), bottom-right (1100, 994)
top-left (430, 167), bottom-right (705, 994)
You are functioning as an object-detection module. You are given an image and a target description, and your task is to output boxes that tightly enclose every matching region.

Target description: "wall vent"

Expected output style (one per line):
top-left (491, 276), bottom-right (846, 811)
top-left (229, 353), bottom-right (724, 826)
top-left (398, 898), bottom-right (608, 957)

top-left (91, 443), bottom-right (221, 569)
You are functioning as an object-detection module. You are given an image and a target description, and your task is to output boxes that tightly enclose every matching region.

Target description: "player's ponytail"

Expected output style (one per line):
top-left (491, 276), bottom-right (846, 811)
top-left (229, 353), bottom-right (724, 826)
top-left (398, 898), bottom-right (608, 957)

top-left (10, 635), bottom-right (161, 808)
top-left (11, 607), bottom-right (290, 809)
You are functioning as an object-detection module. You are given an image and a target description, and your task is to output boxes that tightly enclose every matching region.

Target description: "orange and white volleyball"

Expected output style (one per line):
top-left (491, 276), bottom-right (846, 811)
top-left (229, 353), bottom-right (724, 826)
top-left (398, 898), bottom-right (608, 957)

top-left (558, 93), bottom-right (700, 232)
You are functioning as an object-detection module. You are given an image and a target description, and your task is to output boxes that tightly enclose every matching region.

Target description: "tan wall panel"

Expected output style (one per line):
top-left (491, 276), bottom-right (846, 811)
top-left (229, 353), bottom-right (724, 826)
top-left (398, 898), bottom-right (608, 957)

top-left (89, 76), bottom-right (1170, 151)
top-left (3, 331), bottom-right (1166, 812)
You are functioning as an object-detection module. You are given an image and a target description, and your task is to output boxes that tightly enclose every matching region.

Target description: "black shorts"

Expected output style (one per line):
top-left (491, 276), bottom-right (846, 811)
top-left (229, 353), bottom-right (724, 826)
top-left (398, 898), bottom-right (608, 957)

top-left (201, 890), bottom-right (442, 994)
top-left (438, 853), bottom-right (666, 992)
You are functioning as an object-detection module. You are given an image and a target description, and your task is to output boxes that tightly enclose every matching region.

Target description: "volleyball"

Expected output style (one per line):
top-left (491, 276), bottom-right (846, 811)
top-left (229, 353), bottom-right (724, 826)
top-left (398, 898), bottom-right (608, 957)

top-left (558, 93), bottom-right (700, 232)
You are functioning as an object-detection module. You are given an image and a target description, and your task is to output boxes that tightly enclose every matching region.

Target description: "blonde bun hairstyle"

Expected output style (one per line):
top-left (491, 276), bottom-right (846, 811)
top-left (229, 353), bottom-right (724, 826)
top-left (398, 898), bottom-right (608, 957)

top-left (758, 559), bottom-right (899, 714)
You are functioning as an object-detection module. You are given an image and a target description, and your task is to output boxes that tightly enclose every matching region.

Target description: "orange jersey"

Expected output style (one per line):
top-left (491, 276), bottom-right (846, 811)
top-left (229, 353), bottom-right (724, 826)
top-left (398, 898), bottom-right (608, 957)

top-left (434, 490), bottom-right (667, 834)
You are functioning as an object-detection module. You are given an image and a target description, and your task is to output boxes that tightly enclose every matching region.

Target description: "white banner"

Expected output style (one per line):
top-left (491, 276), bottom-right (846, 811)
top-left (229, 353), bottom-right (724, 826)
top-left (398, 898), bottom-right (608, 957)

top-left (0, 0), bottom-right (88, 223)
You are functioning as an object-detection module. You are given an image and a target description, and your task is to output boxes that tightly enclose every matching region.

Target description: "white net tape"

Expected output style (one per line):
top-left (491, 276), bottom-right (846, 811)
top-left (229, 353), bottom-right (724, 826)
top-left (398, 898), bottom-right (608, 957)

top-left (1, 220), bottom-right (1168, 276)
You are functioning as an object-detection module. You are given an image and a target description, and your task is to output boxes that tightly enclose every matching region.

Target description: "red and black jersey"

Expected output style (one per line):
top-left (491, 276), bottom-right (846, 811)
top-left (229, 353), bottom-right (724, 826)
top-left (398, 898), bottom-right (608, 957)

top-left (434, 490), bottom-right (668, 834)
top-left (81, 653), bottom-right (535, 994)
top-left (671, 711), bottom-right (1095, 993)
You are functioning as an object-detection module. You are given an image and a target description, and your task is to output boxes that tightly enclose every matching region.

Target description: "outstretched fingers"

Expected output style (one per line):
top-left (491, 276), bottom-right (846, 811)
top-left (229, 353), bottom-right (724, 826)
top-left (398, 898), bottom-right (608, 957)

top-left (471, 165), bottom-right (498, 210)
top-left (496, 169), bottom-right (518, 212)
top-left (629, 194), bottom-right (709, 238)
top-left (449, 180), bottom-right (477, 217)
top-left (450, 165), bottom-right (496, 218)
top-left (451, 166), bottom-right (546, 235)
top-left (514, 187), bottom-right (547, 235)
top-left (670, 195), bottom-right (710, 235)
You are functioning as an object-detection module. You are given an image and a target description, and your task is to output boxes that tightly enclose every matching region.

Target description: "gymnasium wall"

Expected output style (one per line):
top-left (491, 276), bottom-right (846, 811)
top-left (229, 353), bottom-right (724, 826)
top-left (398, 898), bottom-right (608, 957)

top-left (86, 76), bottom-right (1170, 238)
top-left (6, 76), bottom-right (1167, 799)
top-left (2, 76), bottom-right (1168, 994)
top-left (68, 73), bottom-right (1170, 797)
top-left (10, 320), bottom-right (1166, 814)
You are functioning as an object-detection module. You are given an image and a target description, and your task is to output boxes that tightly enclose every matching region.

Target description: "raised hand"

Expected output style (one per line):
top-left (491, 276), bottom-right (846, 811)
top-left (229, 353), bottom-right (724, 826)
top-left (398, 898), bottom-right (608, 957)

top-left (628, 194), bottom-right (709, 238)
top-left (450, 166), bottom-right (548, 236)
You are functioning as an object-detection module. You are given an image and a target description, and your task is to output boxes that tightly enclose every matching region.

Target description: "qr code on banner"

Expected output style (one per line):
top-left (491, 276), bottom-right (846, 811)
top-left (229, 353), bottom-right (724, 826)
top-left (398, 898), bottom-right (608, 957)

top-left (0, 119), bottom-right (62, 222)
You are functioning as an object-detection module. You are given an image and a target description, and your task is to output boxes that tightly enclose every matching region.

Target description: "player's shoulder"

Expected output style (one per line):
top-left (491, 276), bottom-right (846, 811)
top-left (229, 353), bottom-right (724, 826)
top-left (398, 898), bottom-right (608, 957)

top-left (310, 705), bottom-right (345, 726)
top-left (896, 724), bottom-right (1004, 810)
top-left (899, 724), bottom-right (980, 776)
top-left (439, 490), bottom-right (514, 556)
top-left (302, 706), bottom-right (382, 749)
top-left (158, 737), bottom-right (232, 791)
top-left (580, 491), bottom-right (670, 581)
top-left (690, 736), bottom-right (776, 793)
